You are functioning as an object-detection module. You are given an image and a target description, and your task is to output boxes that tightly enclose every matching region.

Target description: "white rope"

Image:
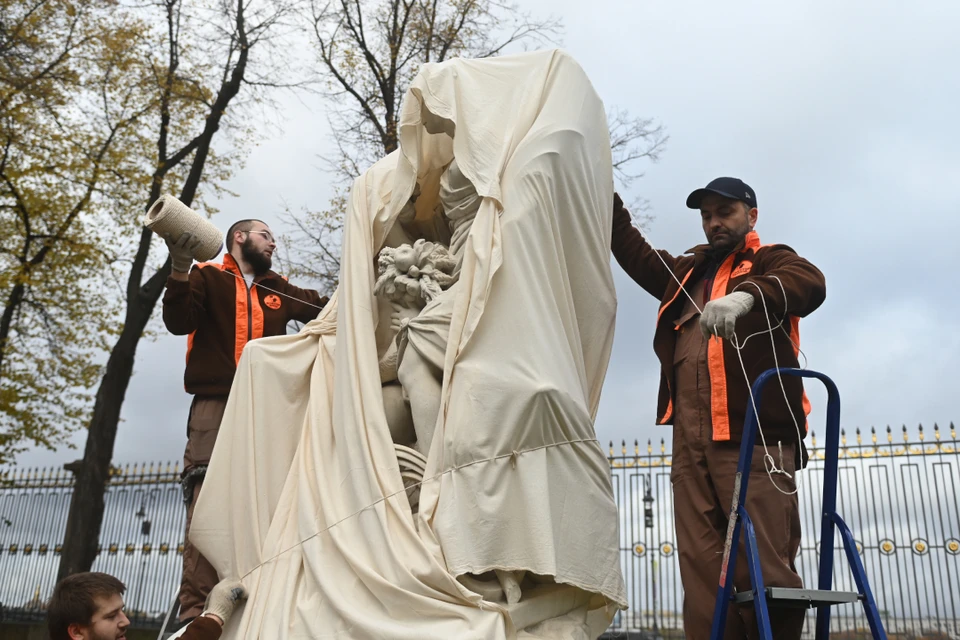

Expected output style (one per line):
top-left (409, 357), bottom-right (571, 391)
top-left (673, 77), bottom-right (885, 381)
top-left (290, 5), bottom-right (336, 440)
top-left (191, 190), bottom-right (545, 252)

top-left (220, 266), bottom-right (327, 310)
top-left (218, 222), bottom-right (807, 577)
top-left (636, 223), bottom-right (805, 496)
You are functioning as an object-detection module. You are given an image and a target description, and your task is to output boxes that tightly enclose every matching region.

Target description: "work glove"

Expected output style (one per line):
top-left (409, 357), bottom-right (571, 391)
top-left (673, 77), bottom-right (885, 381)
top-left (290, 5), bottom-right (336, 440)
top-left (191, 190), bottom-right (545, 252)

top-left (699, 291), bottom-right (754, 341)
top-left (200, 579), bottom-right (247, 626)
top-left (166, 232), bottom-right (201, 273)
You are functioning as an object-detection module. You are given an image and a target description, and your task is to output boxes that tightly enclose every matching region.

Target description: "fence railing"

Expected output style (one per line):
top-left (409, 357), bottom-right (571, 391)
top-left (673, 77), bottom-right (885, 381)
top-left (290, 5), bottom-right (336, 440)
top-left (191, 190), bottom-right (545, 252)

top-left (1, 424), bottom-right (958, 637)
top-left (608, 423), bottom-right (960, 639)
top-left (0, 462), bottom-right (185, 626)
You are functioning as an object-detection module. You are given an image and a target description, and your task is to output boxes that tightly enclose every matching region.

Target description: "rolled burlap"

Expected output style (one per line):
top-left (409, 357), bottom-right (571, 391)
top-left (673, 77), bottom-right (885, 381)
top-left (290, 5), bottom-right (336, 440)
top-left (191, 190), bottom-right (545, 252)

top-left (143, 194), bottom-right (224, 262)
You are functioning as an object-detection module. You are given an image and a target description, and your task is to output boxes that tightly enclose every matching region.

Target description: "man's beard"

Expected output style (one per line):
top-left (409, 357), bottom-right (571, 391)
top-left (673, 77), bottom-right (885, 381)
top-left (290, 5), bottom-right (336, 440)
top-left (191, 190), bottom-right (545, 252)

top-left (241, 238), bottom-right (272, 275)
top-left (707, 222), bottom-right (751, 256)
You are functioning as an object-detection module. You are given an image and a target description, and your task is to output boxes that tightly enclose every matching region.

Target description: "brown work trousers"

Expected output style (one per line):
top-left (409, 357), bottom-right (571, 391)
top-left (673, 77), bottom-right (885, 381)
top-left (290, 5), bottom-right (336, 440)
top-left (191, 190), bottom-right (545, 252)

top-left (179, 396), bottom-right (227, 622)
top-left (672, 429), bottom-right (805, 640)
top-left (671, 281), bottom-right (805, 640)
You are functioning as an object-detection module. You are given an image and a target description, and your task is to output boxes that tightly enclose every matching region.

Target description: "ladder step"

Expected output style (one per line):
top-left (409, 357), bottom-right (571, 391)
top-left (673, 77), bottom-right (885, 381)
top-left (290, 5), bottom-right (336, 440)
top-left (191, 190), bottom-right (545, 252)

top-left (734, 587), bottom-right (862, 608)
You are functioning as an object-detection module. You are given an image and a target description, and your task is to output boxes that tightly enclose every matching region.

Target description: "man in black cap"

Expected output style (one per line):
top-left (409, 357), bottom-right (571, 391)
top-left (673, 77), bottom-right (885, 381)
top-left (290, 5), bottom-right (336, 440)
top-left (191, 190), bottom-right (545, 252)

top-left (611, 178), bottom-right (826, 639)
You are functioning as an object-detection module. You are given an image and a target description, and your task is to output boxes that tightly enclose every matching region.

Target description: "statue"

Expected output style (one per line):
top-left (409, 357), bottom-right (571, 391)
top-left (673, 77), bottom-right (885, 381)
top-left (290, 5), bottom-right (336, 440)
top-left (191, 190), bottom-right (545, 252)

top-left (375, 159), bottom-right (477, 458)
top-left (188, 49), bottom-right (627, 640)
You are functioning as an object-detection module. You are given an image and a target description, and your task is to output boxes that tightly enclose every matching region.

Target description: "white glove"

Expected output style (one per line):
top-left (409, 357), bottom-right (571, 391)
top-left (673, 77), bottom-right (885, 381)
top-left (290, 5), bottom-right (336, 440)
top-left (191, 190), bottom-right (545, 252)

top-left (201, 579), bottom-right (247, 626)
top-left (699, 291), bottom-right (754, 340)
top-left (166, 232), bottom-right (201, 273)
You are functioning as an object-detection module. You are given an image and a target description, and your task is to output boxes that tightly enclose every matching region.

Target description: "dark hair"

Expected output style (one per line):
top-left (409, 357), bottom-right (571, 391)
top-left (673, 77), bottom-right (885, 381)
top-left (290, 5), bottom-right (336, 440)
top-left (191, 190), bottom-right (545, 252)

top-left (47, 572), bottom-right (126, 640)
top-left (226, 219), bottom-right (266, 252)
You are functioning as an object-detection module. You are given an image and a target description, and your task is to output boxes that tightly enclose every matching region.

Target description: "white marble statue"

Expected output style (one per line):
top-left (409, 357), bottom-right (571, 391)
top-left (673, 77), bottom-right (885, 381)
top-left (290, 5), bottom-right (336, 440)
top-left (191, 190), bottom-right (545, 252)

top-left (375, 159), bottom-right (479, 457)
top-left (374, 159), bottom-right (532, 605)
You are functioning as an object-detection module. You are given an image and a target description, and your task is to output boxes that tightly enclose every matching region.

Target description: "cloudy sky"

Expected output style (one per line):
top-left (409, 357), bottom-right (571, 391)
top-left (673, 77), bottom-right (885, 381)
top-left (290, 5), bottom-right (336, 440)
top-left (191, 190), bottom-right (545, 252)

top-left (14, 0), bottom-right (960, 469)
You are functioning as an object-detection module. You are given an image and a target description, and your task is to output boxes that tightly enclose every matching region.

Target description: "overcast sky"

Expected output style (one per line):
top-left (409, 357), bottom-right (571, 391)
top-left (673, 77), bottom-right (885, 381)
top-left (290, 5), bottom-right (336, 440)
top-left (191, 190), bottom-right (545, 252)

top-left (14, 0), bottom-right (960, 469)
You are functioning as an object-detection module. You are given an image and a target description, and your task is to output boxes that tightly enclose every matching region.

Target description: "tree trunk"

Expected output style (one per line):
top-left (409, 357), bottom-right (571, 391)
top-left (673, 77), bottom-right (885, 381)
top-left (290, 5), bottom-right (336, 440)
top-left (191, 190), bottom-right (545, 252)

top-left (57, 10), bottom-right (249, 579)
top-left (0, 279), bottom-right (25, 374)
top-left (57, 229), bottom-right (170, 580)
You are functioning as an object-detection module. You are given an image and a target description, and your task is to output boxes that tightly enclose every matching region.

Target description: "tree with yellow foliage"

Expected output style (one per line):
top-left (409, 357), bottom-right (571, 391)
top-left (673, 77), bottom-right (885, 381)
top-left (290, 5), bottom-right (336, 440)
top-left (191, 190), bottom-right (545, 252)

top-left (59, 0), bottom-right (301, 578)
top-left (0, 0), bottom-right (155, 462)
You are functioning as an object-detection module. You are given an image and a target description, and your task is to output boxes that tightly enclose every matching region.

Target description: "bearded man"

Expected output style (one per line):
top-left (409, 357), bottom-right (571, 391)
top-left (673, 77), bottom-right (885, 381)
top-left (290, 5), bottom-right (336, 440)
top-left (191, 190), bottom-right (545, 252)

top-left (611, 178), bottom-right (826, 639)
top-left (161, 219), bottom-right (328, 624)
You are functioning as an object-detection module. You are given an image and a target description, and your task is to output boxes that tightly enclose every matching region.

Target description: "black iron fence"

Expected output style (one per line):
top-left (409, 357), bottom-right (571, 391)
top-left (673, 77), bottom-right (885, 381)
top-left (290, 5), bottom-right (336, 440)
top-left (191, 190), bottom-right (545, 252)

top-left (1, 424), bottom-right (959, 636)
top-left (609, 424), bottom-right (960, 639)
top-left (0, 462), bottom-right (185, 626)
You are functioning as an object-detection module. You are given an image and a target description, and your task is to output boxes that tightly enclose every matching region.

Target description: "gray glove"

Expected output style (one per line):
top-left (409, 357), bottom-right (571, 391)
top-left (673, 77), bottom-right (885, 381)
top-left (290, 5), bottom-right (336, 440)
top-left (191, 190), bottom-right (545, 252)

top-left (699, 291), bottom-right (754, 340)
top-left (201, 579), bottom-right (247, 626)
top-left (166, 232), bottom-right (201, 273)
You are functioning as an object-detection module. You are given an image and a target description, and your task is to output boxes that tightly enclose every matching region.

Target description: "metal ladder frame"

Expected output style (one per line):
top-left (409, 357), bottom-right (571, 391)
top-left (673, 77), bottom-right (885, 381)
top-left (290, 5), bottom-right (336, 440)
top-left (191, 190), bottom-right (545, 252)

top-left (709, 367), bottom-right (887, 640)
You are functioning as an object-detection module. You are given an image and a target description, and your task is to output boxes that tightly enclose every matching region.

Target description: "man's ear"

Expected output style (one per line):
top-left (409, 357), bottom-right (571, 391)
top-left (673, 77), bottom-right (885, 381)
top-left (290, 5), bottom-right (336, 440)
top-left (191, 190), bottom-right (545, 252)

top-left (747, 206), bottom-right (758, 229)
top-left (67, 622), bottom-right (85, 640)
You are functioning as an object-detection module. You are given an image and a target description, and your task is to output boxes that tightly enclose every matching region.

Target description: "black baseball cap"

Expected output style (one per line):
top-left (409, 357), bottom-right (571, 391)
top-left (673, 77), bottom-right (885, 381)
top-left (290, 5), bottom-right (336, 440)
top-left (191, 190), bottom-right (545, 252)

top-left (686, 177), bottom-right (757, 210)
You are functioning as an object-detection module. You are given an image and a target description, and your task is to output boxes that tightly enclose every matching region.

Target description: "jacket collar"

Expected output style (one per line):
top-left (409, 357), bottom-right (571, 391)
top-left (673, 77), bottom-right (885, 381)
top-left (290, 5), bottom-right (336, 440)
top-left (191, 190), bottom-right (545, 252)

top-left (221, 253), bottom-right (279, 282)
top-left (685, 230), bottom-right (761, 259)
top-left (223, 253), bottom-right (242, 275)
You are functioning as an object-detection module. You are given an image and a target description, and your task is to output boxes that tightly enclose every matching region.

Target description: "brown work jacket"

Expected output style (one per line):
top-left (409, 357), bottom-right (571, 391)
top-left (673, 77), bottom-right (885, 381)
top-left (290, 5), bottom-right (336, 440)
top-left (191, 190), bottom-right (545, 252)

top-left (611, 195), bottom-right (826, 448)
top-left (163, 253), bottom-right (328, 396)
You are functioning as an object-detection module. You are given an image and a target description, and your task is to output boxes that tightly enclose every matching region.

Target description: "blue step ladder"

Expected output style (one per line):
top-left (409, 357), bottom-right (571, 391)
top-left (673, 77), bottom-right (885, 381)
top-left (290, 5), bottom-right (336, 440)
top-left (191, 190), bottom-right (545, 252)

top-left (709, 368), bottom-right (887, 640)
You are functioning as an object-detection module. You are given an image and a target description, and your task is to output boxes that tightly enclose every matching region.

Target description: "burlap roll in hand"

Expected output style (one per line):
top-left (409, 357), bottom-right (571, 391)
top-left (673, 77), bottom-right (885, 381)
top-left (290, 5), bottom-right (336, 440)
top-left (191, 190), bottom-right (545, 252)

top-left (143, 194), bottom-right (224, 262)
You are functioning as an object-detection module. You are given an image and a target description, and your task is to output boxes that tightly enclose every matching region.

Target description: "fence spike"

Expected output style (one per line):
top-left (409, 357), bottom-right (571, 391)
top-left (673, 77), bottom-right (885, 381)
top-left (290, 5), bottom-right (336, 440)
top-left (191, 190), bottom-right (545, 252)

top-left (902, 425), bottom-right (909, 442)
top-left (871, 426), bottom-right (877, 444)
top-left (660, 438), bottom-right (666, 455)
top-left (621, 440), bottom-right (626, 456)
top-left (934, 423), bottom-right (941, 441)
top-left (856, 428), bottom-right (862, 445)
top-left (918, 424), bottom-right (925, 442)
top-left (811, 430), bottom-right (817, 448)
top-left (608, 441), bottom-right (614, 457)
top-left (634, 440), bottom-right (639, 456)
top-left (841, 429), bottom-right (847, 447)
top-left (647, 439), bottom-right (652, 455)
top-left (886, 425), bottom-right (893, 443)
top-left (952, 422), bottom-right (957, 440)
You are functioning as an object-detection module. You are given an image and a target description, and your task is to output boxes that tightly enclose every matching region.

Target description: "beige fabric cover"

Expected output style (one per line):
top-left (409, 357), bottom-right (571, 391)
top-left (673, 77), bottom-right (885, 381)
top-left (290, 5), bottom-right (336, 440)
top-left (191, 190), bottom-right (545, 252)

top-left (189, 49), bottom-right (626, 639)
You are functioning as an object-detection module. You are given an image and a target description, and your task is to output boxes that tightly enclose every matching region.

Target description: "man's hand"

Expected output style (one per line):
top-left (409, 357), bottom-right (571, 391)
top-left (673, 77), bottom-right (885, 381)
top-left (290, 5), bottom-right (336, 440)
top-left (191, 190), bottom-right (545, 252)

top-left (699, 291), bottom-right (754, 340)
top-left (166, 232), bottom-right (201, 274)
top-left (200, 579), bottom-right (247, 627)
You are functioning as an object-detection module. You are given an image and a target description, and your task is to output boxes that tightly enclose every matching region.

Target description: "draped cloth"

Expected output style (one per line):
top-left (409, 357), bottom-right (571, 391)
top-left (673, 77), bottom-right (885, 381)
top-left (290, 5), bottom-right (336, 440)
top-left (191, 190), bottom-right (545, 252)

top-left (188, 49), bottom-right (627, 639)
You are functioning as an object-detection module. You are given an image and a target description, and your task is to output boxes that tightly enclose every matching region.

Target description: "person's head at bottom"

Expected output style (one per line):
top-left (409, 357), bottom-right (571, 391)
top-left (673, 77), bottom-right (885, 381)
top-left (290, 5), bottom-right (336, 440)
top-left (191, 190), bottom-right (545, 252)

top-left (47, 572), bottom-right (130, 640)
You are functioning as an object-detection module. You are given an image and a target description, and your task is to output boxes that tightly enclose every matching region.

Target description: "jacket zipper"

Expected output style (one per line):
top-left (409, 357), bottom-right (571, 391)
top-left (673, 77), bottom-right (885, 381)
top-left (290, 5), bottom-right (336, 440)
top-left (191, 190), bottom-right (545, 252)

top-left (246, 283), bottom-right (253, 341)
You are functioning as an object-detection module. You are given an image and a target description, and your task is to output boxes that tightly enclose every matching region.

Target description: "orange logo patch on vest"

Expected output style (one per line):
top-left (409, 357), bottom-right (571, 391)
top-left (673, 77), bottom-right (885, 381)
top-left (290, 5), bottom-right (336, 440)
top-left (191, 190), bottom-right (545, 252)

top-left (263, 294), bottom-right (282, 310)
top-left (730, 261), bottom-right (753, 278)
